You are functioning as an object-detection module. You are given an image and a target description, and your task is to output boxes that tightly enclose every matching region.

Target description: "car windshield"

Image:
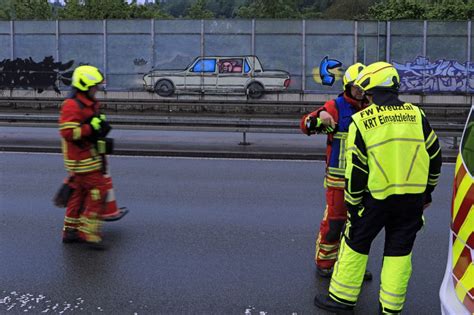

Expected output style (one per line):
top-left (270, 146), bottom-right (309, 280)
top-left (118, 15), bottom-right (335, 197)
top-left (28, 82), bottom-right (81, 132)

top-left (461, 107), bottom-right (474, 176)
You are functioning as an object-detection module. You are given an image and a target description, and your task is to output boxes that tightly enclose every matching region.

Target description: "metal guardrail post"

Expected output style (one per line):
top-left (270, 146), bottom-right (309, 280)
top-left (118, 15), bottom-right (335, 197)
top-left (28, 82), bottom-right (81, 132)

top-left (239, 131), bottom-right (250, 146)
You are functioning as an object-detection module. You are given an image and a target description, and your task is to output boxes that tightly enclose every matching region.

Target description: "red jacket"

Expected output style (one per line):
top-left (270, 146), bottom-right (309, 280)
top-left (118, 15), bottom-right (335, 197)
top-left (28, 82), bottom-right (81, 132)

top-left (59, 92), bottom-right (103, 174)
top-left (300, 93), bottom-right (365, 188)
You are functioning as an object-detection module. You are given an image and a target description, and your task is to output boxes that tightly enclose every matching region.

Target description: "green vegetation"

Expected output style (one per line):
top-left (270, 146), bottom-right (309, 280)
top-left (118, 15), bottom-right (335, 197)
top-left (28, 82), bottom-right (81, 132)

top-left (0, 0), bottom-right (471, 20)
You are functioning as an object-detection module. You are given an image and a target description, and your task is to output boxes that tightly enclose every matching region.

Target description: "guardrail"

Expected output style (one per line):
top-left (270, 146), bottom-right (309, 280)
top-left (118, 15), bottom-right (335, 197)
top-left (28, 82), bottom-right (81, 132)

top-left (0, 96), bottom-right (468, 147)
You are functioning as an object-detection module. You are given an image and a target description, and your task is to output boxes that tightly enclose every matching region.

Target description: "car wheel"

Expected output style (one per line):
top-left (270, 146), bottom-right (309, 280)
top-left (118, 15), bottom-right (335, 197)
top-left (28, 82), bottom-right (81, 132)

top-left (247, 82), bottom-right (264, 99)
top-left (154, 80), bottom-right (175, 97)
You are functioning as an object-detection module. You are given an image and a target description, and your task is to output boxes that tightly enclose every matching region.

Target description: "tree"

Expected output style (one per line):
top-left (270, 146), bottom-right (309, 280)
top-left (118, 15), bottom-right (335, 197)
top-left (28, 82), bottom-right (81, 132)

top-left (236, 0), bottom-right (301, 19)
top-left (58, 0), bottom-right (88, 19)
top-left (128, 1), bottom-right (170, 19)
top-left (324, 0), bottom-right (378, 19)
top-left (186, 0), bottom-right (214, 18)
top-left (425, 0), bottom-right (473, 20)
top-left (5, 0), bottom-right (54, 20)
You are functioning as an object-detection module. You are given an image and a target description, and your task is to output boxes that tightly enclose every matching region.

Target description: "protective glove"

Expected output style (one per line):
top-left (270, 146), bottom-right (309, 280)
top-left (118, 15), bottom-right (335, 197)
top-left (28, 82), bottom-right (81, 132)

top-left (304, 115), bottom-right (321, 135)
top-left (88, 114), bottom-right (111, 139)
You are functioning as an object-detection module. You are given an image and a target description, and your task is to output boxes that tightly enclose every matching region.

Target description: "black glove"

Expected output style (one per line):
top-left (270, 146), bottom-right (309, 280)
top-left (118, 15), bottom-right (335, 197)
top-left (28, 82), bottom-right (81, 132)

top-left (304, 115), bottom-right (321, 135)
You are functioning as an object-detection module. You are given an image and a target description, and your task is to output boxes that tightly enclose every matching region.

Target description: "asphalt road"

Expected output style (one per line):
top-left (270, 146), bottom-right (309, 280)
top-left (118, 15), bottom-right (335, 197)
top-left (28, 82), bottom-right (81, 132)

top-left (0, 153), bottom-right (454, 314)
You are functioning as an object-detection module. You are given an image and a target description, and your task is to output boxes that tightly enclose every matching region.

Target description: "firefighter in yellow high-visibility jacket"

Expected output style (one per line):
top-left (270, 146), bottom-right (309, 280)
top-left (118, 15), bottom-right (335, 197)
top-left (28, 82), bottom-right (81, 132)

top-left (314, 61), bottom-right (442, 314)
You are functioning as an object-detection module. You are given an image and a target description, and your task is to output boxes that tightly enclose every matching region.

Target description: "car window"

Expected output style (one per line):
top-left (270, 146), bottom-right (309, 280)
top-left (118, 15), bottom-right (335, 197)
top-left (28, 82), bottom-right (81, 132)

top-left (461, 107), bottom-right (474, 176)
top-left (191, 59), bottom-right (216, 73)
top-left (218, 58), bottom-right (243, 74)
top-left (244, 60), bottom-right (251, 73)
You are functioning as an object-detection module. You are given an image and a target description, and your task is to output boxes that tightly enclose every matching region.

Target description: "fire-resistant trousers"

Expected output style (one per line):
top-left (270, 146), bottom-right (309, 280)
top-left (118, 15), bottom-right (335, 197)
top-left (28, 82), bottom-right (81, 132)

top-left (63, 171), bottom-right (108, 243)
top-left (328, 193), bottom-right (424, 313)
top-left (315, 187), bottom-right (348, 269)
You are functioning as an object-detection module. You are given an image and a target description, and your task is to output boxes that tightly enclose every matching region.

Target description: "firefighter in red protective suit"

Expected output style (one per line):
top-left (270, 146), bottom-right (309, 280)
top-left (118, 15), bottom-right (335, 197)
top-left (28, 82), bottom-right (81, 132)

top-left (300, 63), bottom-right (372, 279)
top-left (59, 65), bottom-right (123, 248)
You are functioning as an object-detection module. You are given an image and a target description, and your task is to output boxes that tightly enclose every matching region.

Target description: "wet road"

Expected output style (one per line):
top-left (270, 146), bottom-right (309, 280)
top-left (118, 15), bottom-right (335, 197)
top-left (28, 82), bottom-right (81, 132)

top-left (0, 153), bottom-right (453, 314)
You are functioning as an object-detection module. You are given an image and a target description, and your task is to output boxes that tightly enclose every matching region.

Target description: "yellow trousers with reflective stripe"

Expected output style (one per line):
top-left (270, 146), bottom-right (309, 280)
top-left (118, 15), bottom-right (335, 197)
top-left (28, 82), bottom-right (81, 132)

top-left (380, 254), bottom-right (412, 312)
top-left (329, 237), bottom-right (368, 306)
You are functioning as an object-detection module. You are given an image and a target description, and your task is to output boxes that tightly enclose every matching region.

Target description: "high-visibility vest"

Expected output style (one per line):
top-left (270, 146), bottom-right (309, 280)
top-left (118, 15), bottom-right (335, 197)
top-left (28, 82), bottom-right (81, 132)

top-left (351, 103), bottom-right (430, 199)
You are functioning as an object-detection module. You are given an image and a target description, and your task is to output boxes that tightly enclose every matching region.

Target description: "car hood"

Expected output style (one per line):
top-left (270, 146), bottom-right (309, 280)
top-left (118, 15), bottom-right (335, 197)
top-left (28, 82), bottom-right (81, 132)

top-left (145, 70), bottom-right (186, 77)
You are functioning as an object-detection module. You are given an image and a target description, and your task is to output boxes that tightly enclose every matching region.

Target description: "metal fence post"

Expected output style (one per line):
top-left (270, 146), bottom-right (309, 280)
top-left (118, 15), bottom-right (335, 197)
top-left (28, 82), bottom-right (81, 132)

top-left (423, 20), bottom-right (427, 56)
top-left (251, 19), bottom-right (255, 56)
top-left (386, 21), bottom-right (391, 62)
top-left (10, 20), bottom-right (14, 59)
top-left (423, 20), bottom-right (427, 94)
top-left (354, 20), bottom-right (358, 64)
top-left (151, 18), bottom-right (155, 69)
top-left (302, 19), bottom-right (306, 92)
top-left (103, 20), bottom-right (107, 85)
top-left (467, 20), bottom-right (471, 94)
top-left (56, 20), bottom-right (60, 61)
top-left (200, 19), bottom-right (204, 96)
top-left (377, 21), bottom-right (380, 61)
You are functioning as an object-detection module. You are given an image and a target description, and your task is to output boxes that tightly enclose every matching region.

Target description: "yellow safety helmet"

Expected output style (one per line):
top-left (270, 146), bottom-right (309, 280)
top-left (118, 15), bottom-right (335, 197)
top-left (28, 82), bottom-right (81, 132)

top-left (71, 65), bottom-right (104, 91)
top-left (343, 62), bottom-right (365, 88)
top-left (354, 61), bottom-right (400, 92)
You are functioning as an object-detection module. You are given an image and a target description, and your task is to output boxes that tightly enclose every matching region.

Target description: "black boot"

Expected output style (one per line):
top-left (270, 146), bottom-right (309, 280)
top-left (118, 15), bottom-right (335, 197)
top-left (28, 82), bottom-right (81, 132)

top-left (363, 270), bottom-right (373, 281)
top-left (316, 266), bottom-right (333, 278)
top-left (379, 302), bottom-right (401, 314)
top-left (317, 267), bottom-right (373, 281)
top-left (314, 294), bottom-right (354, 314)
top-left (62, 228), bottom-right (83, 243)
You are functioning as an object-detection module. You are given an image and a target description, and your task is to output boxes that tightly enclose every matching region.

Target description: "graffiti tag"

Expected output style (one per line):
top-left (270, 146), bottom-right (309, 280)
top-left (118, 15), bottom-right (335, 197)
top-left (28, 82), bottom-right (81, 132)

top-left (319, 56), bottom-right (342, 86)
top-left (133, 58), bottom-right (148, 66)
top-left (0, 56), bottom-right (74, 93)
top-left (393, 56), bottom-right (473, 93)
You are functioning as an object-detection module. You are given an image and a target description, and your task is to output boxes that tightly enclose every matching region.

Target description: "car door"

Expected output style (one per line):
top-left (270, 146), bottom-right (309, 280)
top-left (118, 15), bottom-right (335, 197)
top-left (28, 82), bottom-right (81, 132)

top-left (216, 58), bottom-right (247, 92)
top-left (186, 58), bottom-right (217, 92)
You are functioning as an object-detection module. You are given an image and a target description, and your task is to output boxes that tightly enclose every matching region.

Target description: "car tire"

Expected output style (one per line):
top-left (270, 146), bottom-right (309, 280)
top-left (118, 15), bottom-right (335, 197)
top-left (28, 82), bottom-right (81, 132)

top-left (154, 80), bottom-right (175, 97)
top-left (247, 82), bottom-right (264, 99)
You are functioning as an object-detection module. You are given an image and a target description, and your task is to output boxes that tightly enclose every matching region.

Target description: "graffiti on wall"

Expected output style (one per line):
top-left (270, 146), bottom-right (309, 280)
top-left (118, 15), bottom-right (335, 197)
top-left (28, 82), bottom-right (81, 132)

top-left (319, 56), bottom-right (342, 86)
top-left (393, 56), bottom-right (473, 93)
top-left (133, 58), bottom-right (148, 66)
top-left (143, 55), bottom-right (290, 98)
top-left (0, 56), bottom-right (74, 93)
top-left (312, 56), bottom-right (344, 87)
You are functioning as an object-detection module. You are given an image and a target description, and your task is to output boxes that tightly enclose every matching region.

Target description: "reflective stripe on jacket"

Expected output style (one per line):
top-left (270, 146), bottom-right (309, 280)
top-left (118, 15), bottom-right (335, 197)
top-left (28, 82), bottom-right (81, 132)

top-left (59, 92), bottom-right (103, 174)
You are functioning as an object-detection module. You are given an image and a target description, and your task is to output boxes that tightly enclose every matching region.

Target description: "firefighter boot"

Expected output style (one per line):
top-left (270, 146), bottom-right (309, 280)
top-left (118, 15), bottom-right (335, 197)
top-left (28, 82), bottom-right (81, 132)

top-left (317, 267), bottom-right (373, 281)
top-left (80, 214), bottom-right (106, 250)
top-left (314, 294), bottom-right (354, 314)
top-left (62, 228), bottom-right (83, 243)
